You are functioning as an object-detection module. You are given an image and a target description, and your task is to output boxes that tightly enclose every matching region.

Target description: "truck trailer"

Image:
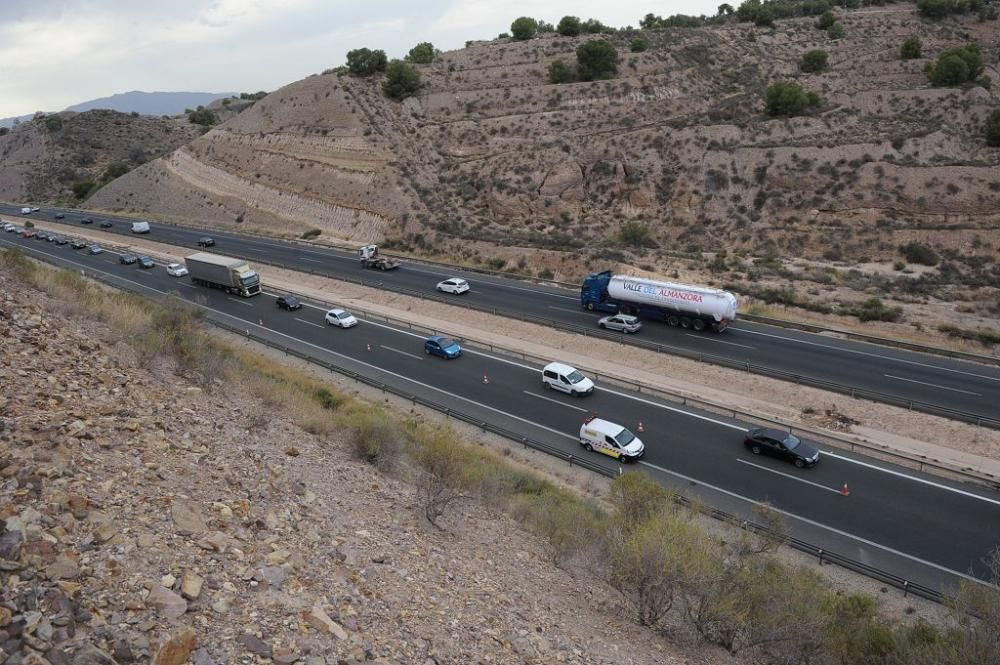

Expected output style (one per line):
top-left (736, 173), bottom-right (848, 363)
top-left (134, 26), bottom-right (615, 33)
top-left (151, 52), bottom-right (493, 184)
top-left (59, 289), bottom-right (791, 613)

top-left (581, 271), bottom-right (737, 332)
top-left (358, 244), bottom-right (400, 270)
top-left (185, 253), bottom-right (261, 297)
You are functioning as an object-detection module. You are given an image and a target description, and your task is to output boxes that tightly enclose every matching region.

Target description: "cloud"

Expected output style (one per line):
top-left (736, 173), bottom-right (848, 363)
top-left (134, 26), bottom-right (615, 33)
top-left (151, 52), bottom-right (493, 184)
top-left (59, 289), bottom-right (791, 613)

top-left (0, 0), bottom-right (719, 118)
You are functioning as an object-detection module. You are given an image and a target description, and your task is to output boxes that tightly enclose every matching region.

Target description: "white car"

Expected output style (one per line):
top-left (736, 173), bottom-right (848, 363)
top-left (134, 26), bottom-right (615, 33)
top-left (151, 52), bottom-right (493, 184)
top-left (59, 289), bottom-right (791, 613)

top-left (324, 308), bottom-right (358, 328)
top-left (3, 223), bottom-right (15, 232)
top-left (542, 362), bottom-right (594, 396)
top-left (436, 278), bottom-right (470, 295)
top-left (166, 263), bottom-right (188, 277)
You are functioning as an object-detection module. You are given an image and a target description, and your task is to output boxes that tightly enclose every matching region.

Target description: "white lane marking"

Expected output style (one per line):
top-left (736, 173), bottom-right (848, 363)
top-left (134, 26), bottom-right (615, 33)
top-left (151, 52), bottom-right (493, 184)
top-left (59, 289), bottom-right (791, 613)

top-left (63, 275), bottom-right (998, 508)
top-left (548, 306), bottom-right (589, 315)
top-left (639, 458), bottom-right (990, 585)
top-left (300, 258), bottom-right (323, 263)
top-left (380, 345), bottom-right (424, 360)
top-left (821, 451), bottom-right (1000, 506)
top-left (884, 374), bottom-right (982, 396)
top-left (735, 328), bottom-right (1000, 383)
top-left (177, 282), bottom-right (197, 289)
top-left (226, 297), bottom-right (254, 307)
top-left (736, 458), bottom-right (840, 493)
top-left (686, 334), bottom-right (755, 349)
top-left (522, 390), bottom-right (589, 412)
top-left (294, 318), bottom-right (325, 329)
top-left (103, 260), bottom-right (116, 265)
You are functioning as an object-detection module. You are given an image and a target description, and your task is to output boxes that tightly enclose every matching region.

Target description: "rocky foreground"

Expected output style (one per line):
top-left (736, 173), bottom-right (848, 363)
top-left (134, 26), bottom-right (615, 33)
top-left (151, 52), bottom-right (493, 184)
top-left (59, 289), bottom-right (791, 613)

top-left (0, 269), bottom-right (694, 664)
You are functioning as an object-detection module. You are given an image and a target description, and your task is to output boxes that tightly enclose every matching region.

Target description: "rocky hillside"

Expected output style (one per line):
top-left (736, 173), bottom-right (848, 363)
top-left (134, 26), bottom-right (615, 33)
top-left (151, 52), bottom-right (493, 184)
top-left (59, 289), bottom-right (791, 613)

top-left (90, 5), bottom-right (998, 263)
top-left (0, 111), bottom-right (199, 205)
top-left (0, 264), bottom-right (691, 664)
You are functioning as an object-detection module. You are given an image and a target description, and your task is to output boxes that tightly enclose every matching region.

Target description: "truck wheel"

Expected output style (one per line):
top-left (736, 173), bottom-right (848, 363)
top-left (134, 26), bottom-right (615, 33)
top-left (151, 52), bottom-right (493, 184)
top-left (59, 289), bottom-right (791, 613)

top-left (680, 317), bottom-right (692, 329)
top-left (667, 315), bottom-right (680, 327)
top-left (586, 303), bottom-right (594, 311)
top-left (693, 319), bottom-right (706, 332)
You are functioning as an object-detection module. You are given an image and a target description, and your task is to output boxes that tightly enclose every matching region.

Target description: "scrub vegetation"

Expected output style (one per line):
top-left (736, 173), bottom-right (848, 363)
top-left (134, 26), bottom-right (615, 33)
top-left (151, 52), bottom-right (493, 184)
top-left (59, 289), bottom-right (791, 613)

top-left (5, 247), bottom-right (998, 663)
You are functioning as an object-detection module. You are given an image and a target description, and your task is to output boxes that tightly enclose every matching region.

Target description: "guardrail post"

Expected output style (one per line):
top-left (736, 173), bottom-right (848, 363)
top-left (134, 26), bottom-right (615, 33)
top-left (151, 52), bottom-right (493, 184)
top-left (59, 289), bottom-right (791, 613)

top-left (818, 549), bottom-right (824, 566)
top-left (903, 580), bottom-right (909, 598)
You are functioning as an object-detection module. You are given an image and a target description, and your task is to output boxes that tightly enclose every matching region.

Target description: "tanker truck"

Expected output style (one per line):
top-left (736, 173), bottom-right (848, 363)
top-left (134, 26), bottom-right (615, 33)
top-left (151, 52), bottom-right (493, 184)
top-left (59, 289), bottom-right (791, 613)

top-left (185, 253), bottom-right (261, 297)
top-left (581, 270), bottom-right (737, 332)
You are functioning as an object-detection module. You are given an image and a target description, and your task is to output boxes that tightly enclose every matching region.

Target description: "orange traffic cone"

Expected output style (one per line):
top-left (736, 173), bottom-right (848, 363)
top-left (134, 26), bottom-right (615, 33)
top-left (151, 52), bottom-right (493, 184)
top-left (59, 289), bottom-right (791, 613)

top-left (637, 421), bottom-right (644, 433)
top-left (841, 483), bottom-right (850, 496)
top-left (483, 374), bottom-right (489, 385)
top-left (366, 343), bottom-right (372, 352)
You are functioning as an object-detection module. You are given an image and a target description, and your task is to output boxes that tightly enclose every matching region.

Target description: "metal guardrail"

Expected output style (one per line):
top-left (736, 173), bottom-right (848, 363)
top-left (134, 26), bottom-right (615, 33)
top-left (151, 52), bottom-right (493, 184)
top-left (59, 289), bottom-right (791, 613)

top-left (0, 246), bottom-right (953, 604)
top-left (264, 286), bottom-right (999, 489)
top-left (21, 206), bottom-right (1000, 413)
top-left (206, 316), bottom-right (947, 604)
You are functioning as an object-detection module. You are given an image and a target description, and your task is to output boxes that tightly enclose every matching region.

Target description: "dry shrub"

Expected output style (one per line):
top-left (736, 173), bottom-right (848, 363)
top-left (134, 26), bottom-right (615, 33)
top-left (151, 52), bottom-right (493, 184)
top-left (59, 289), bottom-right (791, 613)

top-left (337, 405), bottom-right (405, 472)
top-left (409, 424), bottom-right (475, 527)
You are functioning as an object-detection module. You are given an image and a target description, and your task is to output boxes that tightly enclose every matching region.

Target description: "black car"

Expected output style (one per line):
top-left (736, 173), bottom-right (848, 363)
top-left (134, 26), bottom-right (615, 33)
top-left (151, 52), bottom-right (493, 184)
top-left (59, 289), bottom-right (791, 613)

top-left (276, 295), bottom-right (302, 311)
top-left (138, 256), bottom-right (155, 269)
top-left (99, 220), bottom-right (113, 228)
top-left (81, 218), bottom-right (93, 225)
top-left (119, 254), bottom-right (138, 265)
top-left (744, 428), bottom-right (820, 468)
top-left (54, 213), bottom-right (65, 219)
top-left (70, 240), bottom-right (87, 249)
top-left (36, 232), bottom-right (48, 241)
top-left (54, 236), bottom-right (68, 245)
top-left (197, 237), bottom-right (215, 247)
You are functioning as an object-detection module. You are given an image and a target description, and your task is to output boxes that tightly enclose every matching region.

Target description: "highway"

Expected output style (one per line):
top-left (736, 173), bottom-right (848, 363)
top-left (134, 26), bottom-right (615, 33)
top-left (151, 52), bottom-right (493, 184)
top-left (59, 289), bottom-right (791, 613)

top-left (4, 204), bottom-right (1000, 426)
top-left (3, 230), bottom-right (999, 596)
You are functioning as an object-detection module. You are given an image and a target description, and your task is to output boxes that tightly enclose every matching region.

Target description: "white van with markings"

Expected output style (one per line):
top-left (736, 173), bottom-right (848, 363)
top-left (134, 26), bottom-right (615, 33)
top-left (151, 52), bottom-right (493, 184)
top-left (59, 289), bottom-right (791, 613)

top-left (542, 362), bottom-right (594, 396)
top-left (579, 416), bottom-right (644, 462)
top-left (131, 221), bottom-right (150, 234)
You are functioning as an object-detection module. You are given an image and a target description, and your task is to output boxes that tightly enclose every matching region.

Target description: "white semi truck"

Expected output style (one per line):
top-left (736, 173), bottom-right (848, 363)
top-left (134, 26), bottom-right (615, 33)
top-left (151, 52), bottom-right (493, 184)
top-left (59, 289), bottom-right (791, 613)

top-left (185, 253), bottom-right (261, 297)
top-left (581, 270), bottom-right (737, 332)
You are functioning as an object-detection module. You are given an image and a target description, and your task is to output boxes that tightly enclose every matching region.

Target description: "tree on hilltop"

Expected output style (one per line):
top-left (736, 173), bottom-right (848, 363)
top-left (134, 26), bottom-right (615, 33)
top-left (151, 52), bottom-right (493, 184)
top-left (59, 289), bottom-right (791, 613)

top-left (576, 39), bottom-right (619, 81)
top-left (511, 16), bottom-right (538, 40)
top-left (407, 42), bottom-right (437, 64)
top-left (346, 48), bottom-right (388, 76)
top-left (558, 16), bottom-right (582, 36)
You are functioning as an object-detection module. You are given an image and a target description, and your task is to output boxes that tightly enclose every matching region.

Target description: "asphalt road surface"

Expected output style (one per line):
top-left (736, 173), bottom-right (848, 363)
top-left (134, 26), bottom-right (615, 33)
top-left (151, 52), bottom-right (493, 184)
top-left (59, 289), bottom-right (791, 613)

top-left (4, 205), bottom-right (1000, 426)
top-left (4, 229), bottom-right (998, 596)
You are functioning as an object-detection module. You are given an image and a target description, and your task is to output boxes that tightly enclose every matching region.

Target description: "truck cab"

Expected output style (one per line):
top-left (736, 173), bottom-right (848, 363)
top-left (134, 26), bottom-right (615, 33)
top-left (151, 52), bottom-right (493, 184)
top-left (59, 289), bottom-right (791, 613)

top-left (580, 271), bottom-right (619, 313)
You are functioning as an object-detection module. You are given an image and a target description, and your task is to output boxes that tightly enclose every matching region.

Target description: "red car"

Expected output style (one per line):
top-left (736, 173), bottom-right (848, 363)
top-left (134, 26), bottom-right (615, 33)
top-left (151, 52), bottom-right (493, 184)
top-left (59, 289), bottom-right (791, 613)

top-left (22, 229), bottom-right (36, 238)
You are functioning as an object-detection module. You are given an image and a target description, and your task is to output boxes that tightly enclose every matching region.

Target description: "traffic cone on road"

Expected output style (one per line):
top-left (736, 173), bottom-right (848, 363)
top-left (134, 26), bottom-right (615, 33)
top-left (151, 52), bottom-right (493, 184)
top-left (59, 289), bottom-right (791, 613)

top-left (637, 421), bottom-right (645, 433)
top-left (483, 374), bottom-right (490, 385)
top-left (840, 482), bottom-right (850, 496)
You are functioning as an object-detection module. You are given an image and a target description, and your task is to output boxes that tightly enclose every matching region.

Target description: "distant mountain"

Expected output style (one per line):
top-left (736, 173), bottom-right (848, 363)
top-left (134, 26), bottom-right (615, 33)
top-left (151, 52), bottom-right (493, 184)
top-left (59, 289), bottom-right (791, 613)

top-left (0, 90), bottom-right (236, 128)
top-left (64, 90), bottom-right (236, 115)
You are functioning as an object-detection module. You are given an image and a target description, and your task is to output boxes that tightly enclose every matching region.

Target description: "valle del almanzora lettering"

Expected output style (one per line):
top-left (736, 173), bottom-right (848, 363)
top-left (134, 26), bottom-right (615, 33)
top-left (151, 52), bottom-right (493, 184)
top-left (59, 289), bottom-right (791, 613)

top-left (623, 281), bottom-right (705, 303)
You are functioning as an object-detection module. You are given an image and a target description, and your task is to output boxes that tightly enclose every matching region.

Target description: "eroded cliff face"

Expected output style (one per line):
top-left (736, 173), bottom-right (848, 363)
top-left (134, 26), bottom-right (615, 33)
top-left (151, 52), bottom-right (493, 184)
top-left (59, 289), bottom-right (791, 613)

top-left (92, 6), bottom-right (999, 263)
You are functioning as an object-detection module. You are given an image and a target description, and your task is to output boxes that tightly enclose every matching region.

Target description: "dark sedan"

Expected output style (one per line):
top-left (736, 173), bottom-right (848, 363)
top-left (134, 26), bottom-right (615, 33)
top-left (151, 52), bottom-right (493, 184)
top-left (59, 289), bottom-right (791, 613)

top-left (119, 254), bottom-right (138, 265)
top-left (81, 218), bottom-right (93, 225)
top-left (54, 213), bottom-right (65, 219)
top-left (138, 256), bottom-right (155, 269)
top-left (197, 237), bottom-right (215, 247)
top-left (99, 220), bottom-right (113, 228)
top-left (744, 428), bottom-right (820, 468)
top-left (276, 295), bottom-right (302, 311)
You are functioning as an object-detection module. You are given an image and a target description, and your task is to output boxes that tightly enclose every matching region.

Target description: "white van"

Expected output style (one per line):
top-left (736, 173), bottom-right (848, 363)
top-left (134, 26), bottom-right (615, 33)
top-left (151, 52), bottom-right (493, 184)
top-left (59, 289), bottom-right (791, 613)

top-left (20, 207), bottom-right (32, 215)
top-left (579, 417), bottom-right (645, 462)
top-left (131, 221), bottom-right (150, 234)
top-left (542, 362), bottom-right (594, 396)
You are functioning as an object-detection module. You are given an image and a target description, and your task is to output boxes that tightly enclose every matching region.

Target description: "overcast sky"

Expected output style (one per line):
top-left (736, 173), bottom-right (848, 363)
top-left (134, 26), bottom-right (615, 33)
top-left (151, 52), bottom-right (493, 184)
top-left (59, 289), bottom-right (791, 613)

top-left (0, 0), bottom-right (720, 118)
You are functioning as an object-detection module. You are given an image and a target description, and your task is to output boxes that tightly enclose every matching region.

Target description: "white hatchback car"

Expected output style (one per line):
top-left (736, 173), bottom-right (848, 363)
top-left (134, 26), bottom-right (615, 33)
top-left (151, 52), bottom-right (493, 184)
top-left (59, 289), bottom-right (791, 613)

top-left (166, 263), bottom-right (189, 277)
top-left (542, 362), bottom-right (594, 396)
top-left (325, 308), bottom-right (358, 328)
top-left (436, 278), bottom-right (470, 295)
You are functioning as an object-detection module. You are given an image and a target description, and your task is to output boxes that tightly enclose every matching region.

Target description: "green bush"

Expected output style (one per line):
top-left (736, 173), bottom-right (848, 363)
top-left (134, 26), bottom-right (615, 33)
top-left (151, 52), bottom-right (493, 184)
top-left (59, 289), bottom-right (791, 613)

top-left (827, 22), bottom-right (845, 39)
top-left (617, 220), bottom-right (655, 247)
top-left (340, 407), bottom-right (404, 471)
top-left (346, 48), bottom-right (387, 76)
top-left (846, 297), bottom-right (904, 323)
top-left (301, 228), bottom-right (321, 239)
top-left (72, 180), bottom-right (96, 200)
top-left (548, 59), bottom-right (576, 84)
top-left (800, 49), bottom-right (829, 72)
top-left (582, 18), bottom-right (611, 33)
top-left (764, 81), bottom-right (822, 116)
top-left (900, 242), bottom-right (939, 265)
top-left (630, 36), bottom-right (648, 52)
top-left (43, 115), bottom-right (63, 132)
top-left (986, 109), bottom-right (1000, 146)
top-left (383, 60), bottom-right (422, 100)
top-left (901, 35), bottom-right (922, 59)
top-left (0, 127), bottom-right (8, 136)
top-left (917, 0), bottom-right (970, 19)
top-left (576, 39), bottom-right (619, 81)
top-left (939, 324), bottom-right (1000, 346)
top-left (102, 160), bottom-right (130, 181)
top-left (557, 15), bottom-right (581, 36)
top-left (926, 44), bottom-right (983, 86)
top-left (187, 107), bottom-right (216, 127)
top-left (407, 42), bottom-right (436, 64)
top-left (511, 16), bottom-right (538, 40)
top-left (815, 9), bottom-right (835, 28)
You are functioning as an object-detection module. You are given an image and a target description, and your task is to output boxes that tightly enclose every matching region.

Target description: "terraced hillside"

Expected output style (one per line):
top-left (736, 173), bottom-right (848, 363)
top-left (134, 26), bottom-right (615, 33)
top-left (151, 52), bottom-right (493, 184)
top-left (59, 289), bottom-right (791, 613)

top-left (89, 5), bottom-right (1000, 338)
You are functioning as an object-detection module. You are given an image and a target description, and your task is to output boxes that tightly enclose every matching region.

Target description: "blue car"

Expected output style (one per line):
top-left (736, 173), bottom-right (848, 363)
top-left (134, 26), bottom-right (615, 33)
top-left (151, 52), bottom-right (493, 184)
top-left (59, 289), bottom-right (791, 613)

top-left (424, 335), bottom-right (462, 359)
